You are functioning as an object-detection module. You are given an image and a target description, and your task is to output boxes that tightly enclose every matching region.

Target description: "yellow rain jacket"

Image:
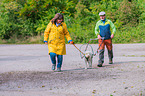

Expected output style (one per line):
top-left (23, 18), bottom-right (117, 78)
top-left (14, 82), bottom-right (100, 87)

top-left (44, 21), bottom-right (72, 55)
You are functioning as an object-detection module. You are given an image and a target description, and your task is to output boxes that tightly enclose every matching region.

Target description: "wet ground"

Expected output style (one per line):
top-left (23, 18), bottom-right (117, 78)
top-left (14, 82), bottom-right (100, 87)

top-left (0, 44), bottom-right (145, 96)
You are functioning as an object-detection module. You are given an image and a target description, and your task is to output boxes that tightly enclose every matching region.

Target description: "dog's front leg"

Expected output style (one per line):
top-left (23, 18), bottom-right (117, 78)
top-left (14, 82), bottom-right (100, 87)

top-left (88, 58), bottom-right (92, 68)
top-left (85, 59), bottom-right (88, 69)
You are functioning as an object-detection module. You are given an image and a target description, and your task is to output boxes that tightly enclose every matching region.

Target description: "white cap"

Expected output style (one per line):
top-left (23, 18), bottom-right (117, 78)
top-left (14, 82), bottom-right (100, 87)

top-left (99, 11), bottom-right (105, 16)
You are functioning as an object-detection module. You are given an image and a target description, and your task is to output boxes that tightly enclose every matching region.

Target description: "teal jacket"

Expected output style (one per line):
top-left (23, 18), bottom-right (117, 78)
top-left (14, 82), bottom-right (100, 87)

top-left (95, 19), bottom-right (116, 40)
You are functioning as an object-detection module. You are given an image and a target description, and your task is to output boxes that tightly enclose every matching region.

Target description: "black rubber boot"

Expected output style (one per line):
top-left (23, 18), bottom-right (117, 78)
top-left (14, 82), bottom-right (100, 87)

top-left (97, 63), bottom-right (103, 67)
top-left (52, 64), bottom-right (56, 70)
top-left (98, 49), bottom-right (104, 67)
top-left (108, 50), bottom-right (113, 64)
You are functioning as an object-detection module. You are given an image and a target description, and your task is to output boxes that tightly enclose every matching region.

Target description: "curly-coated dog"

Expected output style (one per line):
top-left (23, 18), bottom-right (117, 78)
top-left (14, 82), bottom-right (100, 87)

top-left (84, 51), bottom-right (93, 69)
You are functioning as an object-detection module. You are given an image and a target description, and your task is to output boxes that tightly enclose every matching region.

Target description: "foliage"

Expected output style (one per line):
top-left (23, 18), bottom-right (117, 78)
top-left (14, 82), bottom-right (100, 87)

top-left (0, 1), bottom-right (22, 39)
top-left (116, 0), bottom-right (140, 28)
top-left (0, 0), bottom-right (145, 44)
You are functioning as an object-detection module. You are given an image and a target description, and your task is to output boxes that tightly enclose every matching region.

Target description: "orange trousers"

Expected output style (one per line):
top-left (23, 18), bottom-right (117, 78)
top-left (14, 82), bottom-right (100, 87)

top-left (98, 39), bottom-right (112, 51)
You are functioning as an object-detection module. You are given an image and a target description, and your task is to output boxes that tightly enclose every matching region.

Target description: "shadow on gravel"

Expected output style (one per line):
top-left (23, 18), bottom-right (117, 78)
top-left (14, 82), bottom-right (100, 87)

top-left (0, 69), bottom-right (116, 91)
top-left (62, 68), bottom-right (98, 72)
top-left (114, 61), bottom-right (145, 64)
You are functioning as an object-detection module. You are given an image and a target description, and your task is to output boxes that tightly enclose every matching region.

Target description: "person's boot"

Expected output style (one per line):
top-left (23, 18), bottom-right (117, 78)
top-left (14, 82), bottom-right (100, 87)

top-left (109, 59), bottom-right (113, 64)
top-left (108, 50), bottom-right (113, 64)
top-left (52, 64), bottom-right (56, 70)
top-left (56, 67), bottom-right (61, 72)
top-left (97, 63), bottom-right (103, 67)
top-left (98, 49), bottom-right (104, 67)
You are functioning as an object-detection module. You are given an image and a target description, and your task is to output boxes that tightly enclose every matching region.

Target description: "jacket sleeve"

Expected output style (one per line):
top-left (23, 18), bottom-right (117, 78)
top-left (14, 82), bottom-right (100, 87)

top-left (95, 21), bottom-right (100, 36)
top-left (44, 22), bottom-right (52, 42)
top-left (109, 20), bottom-right (116, 34)
top-left (63, 23), bottom-right (72, 42)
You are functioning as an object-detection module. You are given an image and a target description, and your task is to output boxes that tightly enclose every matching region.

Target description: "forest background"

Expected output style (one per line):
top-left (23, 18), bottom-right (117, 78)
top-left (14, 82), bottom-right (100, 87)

top-left (0, 0), bottom-right (145, 44)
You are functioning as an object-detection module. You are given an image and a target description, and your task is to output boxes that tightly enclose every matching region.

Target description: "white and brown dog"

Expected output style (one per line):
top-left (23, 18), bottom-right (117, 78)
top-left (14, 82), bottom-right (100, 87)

top-left (83, 51), bottom-right (93, 69)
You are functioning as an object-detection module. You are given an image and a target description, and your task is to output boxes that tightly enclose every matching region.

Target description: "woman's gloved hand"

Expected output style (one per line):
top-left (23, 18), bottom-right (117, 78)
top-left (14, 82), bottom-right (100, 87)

top-left (69, 41), bottom-right (74, 44)
top-left (45, 42), bottom-right (48, 44)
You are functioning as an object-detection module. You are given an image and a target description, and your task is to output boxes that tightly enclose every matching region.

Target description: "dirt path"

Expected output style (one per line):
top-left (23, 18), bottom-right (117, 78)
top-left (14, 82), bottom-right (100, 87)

top-left (0, 44), bottom-right (145, 96)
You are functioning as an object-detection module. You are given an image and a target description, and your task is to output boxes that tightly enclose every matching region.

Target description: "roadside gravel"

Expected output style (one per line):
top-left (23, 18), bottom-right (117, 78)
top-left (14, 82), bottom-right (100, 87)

top-left (0, 44), bottom-right (145, 96)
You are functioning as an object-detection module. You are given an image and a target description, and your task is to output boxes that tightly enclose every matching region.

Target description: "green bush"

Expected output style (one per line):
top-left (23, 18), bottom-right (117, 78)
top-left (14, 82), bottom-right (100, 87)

top-left (0, 0), bottom-right (145, 44)
top-left (0, 1), bottom-right (22, 39)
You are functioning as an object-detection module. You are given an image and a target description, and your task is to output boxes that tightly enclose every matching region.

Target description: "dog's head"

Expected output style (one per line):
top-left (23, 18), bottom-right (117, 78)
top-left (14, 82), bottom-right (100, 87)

top-left (84, 51), bottom-right (92, 58)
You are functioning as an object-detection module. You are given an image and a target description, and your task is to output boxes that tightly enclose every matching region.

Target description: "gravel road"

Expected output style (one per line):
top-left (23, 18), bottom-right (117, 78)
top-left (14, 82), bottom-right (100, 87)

top-left (0, 44), bottom-right (145, 96)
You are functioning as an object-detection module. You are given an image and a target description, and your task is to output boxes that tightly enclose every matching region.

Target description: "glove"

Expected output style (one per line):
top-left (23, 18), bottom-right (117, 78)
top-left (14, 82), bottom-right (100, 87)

top-left (44, 41), bottom-right (48, 45)
top-left (70, 41), bottom-right (74, 44)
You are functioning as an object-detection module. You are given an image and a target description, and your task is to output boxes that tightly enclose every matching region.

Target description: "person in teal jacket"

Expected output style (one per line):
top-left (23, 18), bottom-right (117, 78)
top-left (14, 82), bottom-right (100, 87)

top-left (95, 11), bottom-right (116, 67)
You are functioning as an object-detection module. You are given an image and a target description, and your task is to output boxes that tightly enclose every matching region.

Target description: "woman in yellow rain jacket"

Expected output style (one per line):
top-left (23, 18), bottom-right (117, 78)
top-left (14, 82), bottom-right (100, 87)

top-left (44, 13), bottom-right (74, 72)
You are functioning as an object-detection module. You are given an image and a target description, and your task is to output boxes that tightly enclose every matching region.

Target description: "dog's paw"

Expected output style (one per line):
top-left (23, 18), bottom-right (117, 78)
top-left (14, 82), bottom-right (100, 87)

top-left (85, 67), bottom-right (87, 69)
